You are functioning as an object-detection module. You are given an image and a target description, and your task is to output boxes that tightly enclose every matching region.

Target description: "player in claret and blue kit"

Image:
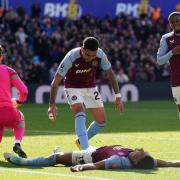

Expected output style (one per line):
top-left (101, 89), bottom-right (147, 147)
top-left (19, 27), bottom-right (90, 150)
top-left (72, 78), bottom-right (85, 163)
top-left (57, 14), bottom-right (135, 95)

top-left (5, 144), bottom-right (180, 171)
top-left (48, 37), bottom-right (124, 150)
top-left (157, 12), bottom-right (180, 119)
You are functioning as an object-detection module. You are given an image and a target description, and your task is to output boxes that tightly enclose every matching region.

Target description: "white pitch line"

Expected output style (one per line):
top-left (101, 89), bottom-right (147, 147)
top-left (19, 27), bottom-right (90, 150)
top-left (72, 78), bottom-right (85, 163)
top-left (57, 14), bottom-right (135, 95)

top-left (5, 129), bottom-right (180, 141)
top-left (5, 129), bottom-right (69, 134)
top-left (0, 168), bottom-right (114, 180)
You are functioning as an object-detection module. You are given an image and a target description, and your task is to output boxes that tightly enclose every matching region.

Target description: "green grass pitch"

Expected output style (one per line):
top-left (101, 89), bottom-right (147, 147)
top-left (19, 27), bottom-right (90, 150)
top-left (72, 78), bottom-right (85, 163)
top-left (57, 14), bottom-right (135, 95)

top-left (0, 101), bottom-right (180, 180)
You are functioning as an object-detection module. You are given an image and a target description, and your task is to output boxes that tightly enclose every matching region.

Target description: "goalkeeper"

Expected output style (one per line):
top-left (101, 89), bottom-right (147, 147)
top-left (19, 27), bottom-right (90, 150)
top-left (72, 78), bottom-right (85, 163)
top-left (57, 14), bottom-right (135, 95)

top-left (0, 45), bottom-right (28, 158)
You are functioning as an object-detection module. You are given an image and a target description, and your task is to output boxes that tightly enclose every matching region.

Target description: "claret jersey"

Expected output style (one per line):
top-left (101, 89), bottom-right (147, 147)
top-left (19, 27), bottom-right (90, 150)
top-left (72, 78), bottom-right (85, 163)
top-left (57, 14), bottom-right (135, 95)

top-left (91, 145), bottom-right (133, 163)
top-left (57, 47), bottom-right (111, 88)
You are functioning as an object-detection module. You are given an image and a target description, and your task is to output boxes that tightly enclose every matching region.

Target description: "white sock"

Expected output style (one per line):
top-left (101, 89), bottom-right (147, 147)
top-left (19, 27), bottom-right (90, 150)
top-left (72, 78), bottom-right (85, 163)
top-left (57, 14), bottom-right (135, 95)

top-left (14, 140), bottom-right (21, 144)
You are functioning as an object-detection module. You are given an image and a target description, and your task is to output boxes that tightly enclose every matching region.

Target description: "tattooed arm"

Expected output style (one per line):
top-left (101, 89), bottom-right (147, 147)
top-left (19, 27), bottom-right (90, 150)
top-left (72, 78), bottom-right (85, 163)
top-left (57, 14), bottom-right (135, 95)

top-left (104, 68), bottom-right (124, 112)
top-left (48, 73), bottom-right (63, 121)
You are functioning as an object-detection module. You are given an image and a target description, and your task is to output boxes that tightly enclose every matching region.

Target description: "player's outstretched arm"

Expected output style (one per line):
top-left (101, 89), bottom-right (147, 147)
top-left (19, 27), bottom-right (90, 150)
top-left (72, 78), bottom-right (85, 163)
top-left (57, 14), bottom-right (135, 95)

top-left (48, 73), bottom-right (63, 121)
top-left (157, 159), bottom-right (180, 167)
top-left (70, 161), bottom-right (105, 172)
top-left (104, 68), bottom-right (124, 112)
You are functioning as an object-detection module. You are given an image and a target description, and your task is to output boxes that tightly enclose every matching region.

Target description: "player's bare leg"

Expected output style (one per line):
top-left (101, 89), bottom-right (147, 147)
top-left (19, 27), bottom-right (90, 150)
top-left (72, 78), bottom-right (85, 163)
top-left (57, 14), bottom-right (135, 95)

top-left (87, 107), bottom-right (106, 139)
top-left (178, 105), bottom-right (180, 120)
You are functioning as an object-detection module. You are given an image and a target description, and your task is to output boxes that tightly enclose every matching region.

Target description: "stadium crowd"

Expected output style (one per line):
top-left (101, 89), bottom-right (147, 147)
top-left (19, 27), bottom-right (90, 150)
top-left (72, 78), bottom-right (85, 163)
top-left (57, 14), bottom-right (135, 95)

top-left (0, 4), bottom-right (170, 84)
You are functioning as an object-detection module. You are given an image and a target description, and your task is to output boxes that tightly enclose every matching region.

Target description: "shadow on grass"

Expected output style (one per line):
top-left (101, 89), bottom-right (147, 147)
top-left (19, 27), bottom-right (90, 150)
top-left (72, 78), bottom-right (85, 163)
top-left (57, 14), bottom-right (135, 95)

top-left (0, 159), bottom-right (159, 175)
top-left (109, 168), bottom-right (158, 174)
top-left (0, 160), bottom-right (43, 169)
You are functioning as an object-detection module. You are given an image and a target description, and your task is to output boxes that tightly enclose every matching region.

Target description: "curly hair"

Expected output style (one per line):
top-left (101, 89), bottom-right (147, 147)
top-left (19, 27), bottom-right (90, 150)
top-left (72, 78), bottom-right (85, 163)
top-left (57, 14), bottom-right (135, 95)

top-left (134, 156), bottom-right (155, 169)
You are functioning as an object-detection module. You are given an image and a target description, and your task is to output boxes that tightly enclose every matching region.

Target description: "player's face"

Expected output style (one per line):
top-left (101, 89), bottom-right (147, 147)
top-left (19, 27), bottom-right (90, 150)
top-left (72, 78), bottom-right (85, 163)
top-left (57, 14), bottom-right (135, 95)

top-left (169, 15), bottom-right (180, 33)
top-left (81, 48), bottom-right (97, 62)
top-left (128, 148), bottom-right (149, 165)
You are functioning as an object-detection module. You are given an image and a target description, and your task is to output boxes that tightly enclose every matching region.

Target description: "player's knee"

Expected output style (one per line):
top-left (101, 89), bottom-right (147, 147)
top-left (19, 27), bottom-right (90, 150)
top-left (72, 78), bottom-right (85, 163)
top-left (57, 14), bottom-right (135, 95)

top-left (18, 121), bottom-right (25, 128)
top-left (95, 121), bottom-right (106, 126)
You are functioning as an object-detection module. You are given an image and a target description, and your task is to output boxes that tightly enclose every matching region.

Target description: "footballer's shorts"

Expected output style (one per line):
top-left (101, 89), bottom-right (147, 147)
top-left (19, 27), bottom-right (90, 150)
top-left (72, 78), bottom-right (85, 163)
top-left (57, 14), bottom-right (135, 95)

top-left (72, 148), bottom-right (96, 165)
top-left (64, 87), bottom-right (104, 108)
top-left (172, 86), bottom-right (180, 105)
top-left (0, 106), bottom-right (24, 128)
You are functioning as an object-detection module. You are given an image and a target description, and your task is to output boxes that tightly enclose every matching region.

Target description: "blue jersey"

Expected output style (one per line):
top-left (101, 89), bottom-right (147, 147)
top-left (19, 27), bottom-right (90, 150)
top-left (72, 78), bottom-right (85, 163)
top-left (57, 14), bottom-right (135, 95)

top-left (57, 47), bottom-right (111, 88)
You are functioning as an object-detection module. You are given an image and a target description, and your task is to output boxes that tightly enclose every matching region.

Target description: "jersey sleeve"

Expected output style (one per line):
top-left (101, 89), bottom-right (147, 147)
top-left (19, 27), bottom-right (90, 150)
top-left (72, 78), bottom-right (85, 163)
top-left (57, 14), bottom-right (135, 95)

top-left (157, 35), bottom-right (173, 65)
top-left (103, 155), bottom-right (132, 169)
top-left (99, 50), bottom-right (111, 70)
top-left (8, 67), bottom-right (28, 102)
top-left (57, 53), bottom-right (73, 77)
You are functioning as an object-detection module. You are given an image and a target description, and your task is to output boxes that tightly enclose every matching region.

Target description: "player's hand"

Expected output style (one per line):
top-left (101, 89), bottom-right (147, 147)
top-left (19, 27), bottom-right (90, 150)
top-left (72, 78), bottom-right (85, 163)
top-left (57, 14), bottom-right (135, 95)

top-left (11, 98), bottom-right (22, 108)
top-left (48, 104), bottom-right (58, 121)
top-left (70, 165), bottom-right (84, 172)
top-left (115, 97), bottom-right (124, 113)
top-left (172, 45), bottom-right (180, 55)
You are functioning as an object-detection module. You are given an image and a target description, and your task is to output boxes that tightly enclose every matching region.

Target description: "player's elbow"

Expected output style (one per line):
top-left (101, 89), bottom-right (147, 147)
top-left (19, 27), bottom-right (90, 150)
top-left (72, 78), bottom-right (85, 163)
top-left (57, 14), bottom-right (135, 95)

top-left (22, 87), bottom-right (28, 98)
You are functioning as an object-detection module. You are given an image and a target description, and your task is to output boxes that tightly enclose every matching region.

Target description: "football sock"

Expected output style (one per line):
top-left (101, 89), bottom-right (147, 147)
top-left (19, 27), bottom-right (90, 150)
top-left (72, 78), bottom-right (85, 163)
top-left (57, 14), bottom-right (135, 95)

top-left (75, 112), bottom-right (89, 149)
top-left (87, 121), bottom-right (106, 139)
top-left (14, 140), bottom-right (21, 144)
top-left (13, 120), bottom-right (25, 141)
top-left (26, 155), bottom-right (57, 166)
top-left (8, 154), bottom-right (27, 165)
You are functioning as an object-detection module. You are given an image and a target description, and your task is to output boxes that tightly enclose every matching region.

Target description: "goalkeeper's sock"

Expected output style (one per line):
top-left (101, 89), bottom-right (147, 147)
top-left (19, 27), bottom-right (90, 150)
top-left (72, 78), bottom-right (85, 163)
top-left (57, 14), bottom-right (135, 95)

top-left (87, 121), bottom-right (106, 139)
top-left (75, 112), bottom-right (89, 149)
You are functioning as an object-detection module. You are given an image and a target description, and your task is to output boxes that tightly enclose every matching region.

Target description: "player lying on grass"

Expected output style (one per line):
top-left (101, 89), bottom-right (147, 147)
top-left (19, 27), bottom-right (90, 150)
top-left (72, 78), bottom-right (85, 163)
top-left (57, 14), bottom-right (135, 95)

top-left (4, 144), bottom-right (180, 172)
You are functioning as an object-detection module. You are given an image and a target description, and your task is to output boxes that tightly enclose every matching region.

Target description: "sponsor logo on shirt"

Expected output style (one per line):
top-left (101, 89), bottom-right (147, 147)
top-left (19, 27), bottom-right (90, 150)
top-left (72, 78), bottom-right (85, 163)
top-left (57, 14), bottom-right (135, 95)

top-left (76, 68), bottom-right (92, 74)
top-left (170, 39), bottom-right (174, 44)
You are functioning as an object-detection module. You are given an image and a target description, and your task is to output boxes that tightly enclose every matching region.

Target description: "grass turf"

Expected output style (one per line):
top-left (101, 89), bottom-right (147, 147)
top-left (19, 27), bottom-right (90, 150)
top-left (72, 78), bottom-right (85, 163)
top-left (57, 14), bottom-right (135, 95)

top-left (0, 101), bottom-right (180, 180)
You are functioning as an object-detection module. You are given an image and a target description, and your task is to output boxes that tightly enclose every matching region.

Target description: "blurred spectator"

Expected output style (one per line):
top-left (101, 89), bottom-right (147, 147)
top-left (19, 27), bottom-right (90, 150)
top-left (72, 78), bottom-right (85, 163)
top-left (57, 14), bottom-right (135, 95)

top-left (151, 5), bottom-right (161, 22)
top-left (116, 69), bottom-right (129, 84)
top-left (16, 5), bottom-right (26, 21)
top-left (0, 6), bottom-right (5, 18)
top-left (176, 2), bottom-right (180, 13)
top-left (15, 27), bottom-right (28, 45)
top-left (31, 2), bottom-right (41, 18)
top-left (67, 0), bottom-right (79, 20)
top-left (0, 5), bottom-right (171, 84)
top-left (138, 0), bottom-right (150, 18)
top-left (49, 63), bottom-right (58, 82)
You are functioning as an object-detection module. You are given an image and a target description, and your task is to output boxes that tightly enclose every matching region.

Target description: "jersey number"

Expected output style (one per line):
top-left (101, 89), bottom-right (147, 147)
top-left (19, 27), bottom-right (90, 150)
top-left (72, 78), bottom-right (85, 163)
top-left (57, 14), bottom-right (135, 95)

top-left (94, 91), bottom-right (100, 100)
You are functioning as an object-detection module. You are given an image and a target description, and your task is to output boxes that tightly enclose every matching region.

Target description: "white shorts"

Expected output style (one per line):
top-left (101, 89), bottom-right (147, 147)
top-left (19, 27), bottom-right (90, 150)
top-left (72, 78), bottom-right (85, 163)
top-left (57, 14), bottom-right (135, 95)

top-left (172, 86), bottom-right (180, 105)
top-left (72, 149), bottom-right (94, 165)
top-left (64, 87), bottom-right (104, 108)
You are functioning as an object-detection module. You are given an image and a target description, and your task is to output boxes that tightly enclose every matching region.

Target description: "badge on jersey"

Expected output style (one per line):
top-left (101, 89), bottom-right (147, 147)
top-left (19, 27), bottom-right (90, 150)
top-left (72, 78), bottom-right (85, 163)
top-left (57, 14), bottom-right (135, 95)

top-left (92, 60), bottom-right (98, 67)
